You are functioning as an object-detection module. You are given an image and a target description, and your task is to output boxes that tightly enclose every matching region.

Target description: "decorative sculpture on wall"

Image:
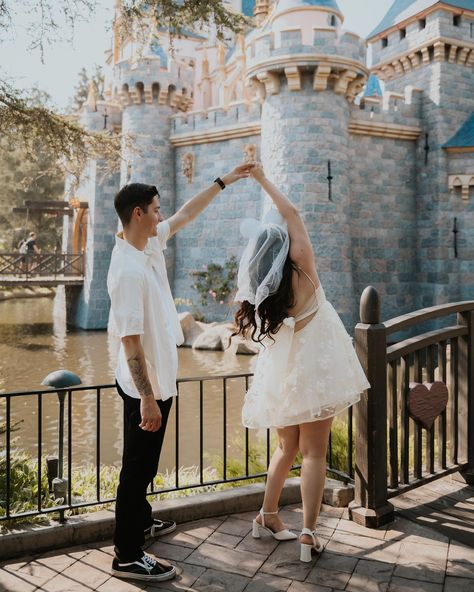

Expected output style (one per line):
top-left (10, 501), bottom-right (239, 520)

top-left (243, 144), bottom-right (257, 164)
top-left (407, 381), bottom-right (449, 430)
top-left (449, 175), bottom-right (474, 200)
top-left (181, 153), bottom-right (194, 184)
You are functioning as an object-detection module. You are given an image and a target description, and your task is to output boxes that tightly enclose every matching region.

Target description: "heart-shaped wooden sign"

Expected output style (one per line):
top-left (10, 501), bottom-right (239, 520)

top-left (407, 381), bottom-right (449, 430)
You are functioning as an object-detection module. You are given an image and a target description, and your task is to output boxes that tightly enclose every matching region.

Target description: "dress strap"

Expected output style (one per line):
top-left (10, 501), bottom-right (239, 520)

top-left (297, 266), bottom-right (318, 292)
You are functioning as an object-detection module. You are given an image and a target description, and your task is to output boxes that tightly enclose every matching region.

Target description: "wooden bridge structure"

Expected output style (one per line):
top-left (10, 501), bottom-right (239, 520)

top-left (0, 252), bottom-right (84, 286)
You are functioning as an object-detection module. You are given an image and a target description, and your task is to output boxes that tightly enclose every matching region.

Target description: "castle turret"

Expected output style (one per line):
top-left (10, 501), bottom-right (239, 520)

top-left (368, 1), bottom-right (474, 308)
top-left (62, 91), bottom-right (122, 329)
top-left (246, 0), bottom-right (368, 326)
top-left (114, 28), bottom-right (198, 291)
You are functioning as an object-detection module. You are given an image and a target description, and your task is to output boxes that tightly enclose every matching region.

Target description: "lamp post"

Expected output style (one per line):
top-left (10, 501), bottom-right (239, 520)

top-left (42, 370), bottom-right (81, 522)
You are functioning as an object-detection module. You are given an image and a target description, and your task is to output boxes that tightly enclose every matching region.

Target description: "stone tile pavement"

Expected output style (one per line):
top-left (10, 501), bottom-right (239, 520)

top-left (1, 503), bottom-right (473, 592)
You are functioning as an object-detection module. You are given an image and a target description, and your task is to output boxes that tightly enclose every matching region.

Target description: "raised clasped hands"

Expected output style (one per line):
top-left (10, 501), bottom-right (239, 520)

top-left (222, 162), bottom-right (266, 186)
top-left (222, 163), bottom-right (253, 186)
top-left (247, 161), bottom-right (265, 182)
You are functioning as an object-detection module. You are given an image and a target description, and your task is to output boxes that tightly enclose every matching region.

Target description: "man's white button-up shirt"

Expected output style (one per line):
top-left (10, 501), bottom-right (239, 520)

top-left (107, 221), bottom-right (184, 400)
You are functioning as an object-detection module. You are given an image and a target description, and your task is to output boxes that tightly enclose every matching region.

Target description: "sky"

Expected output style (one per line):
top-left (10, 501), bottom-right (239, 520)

top-left (1, 0), bottom-right (395, 111)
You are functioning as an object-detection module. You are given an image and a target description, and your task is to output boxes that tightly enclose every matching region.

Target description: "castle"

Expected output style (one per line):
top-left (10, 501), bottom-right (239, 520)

top-left (64, 0), bottom-right (474, 331)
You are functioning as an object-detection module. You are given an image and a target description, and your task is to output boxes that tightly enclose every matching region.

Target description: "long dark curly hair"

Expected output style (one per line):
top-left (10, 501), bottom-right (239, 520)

top-left (233, 253), bottom-right (298, 344)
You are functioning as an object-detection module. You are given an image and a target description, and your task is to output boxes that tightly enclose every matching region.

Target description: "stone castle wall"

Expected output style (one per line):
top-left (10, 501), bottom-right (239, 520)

top-left (68, 5), bottom-right (474, 330)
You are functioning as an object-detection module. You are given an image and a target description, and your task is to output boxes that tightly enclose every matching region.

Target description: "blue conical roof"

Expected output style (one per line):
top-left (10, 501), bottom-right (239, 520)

top-left (364, 74), bottom-right (383, 97)
top-left (368, 1), bottom-right (474, 39)
top-left (443, 112), bottom-right (474, 149)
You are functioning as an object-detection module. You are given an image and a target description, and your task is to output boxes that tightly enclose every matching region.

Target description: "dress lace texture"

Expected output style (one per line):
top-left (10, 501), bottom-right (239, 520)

top-left (242, 285), bottom-right (370, 429)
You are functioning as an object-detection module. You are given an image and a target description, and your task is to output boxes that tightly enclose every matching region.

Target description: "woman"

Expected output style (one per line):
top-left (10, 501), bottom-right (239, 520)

top-left (234, 163), bottom-right (370, 562)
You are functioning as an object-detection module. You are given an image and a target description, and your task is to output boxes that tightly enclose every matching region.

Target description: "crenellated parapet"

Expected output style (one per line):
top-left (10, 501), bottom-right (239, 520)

top-left (170, 100), bottom-right (261, 144)
top-left (113, 57), bottom-right (195, 111)
top-left (349, 88), bottom-right (423, 141)
top-left (373, 37), bottom-right (474, 82)
top-left (369, 5), bottom-right (474, 82)
top-left (245, 4), bottom-right (368, 103)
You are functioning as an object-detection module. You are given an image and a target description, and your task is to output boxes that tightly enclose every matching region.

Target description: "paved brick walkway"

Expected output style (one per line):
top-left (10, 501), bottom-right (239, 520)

top-left (1, 503), bottom-right (473, 592)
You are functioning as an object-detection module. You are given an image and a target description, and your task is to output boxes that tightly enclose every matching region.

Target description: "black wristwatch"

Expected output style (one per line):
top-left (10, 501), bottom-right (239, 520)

top-left (214, 177), bottom-right (226, 190)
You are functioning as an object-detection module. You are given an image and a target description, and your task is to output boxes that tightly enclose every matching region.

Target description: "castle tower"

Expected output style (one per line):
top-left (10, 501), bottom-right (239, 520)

top-left (115, 28), bottom-right (197, 288)
top-left (369, 1), bottom-right (474, 306)
top-left (62, 84), bottom-right (123, 329)
top-left (246, 0), bottom-right (368, 326)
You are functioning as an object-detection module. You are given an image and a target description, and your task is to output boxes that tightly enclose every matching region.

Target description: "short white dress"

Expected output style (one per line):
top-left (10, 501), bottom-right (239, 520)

top-left (242, 272), bottom-right (370, 429)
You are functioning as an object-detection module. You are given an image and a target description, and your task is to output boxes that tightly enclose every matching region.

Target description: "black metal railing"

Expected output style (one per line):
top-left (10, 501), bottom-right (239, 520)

top-left (350, 287), bottom-right (474, 528)
top-left (0, 253), bottom-right (84, 279)
top-left (0, 373), bottom-right (354, 524)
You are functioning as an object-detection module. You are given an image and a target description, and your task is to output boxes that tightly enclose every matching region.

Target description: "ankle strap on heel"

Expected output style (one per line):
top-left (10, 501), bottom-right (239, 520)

top-left (259, 508), bottom-right (278, 528)
top-left (300, 527), bottom-right (317, 545)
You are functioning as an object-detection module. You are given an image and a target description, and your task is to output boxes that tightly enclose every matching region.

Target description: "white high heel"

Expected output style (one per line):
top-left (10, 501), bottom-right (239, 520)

top-left (251, 509), bottom-right (297, 541)
top-left (300, 528), bottom-right (323, 562)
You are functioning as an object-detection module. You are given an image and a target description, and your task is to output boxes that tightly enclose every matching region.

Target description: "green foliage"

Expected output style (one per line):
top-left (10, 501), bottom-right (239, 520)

top-left (328, 419), bottom-right (354, 474)
top-left (0, 89), bottom-right (65, 251)
top-left (120, 1), bottom-right (250, 44)
top-left (0, 1), bottom-right (250, 187)
top-left (191, 256), bottom-right (238, 307)
top-left (0, 451), bottom-right (54, 519)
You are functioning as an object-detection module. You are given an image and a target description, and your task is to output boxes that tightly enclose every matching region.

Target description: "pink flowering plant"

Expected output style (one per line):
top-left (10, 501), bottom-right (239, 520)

top-left (191, 256), bottom-right (238, 307)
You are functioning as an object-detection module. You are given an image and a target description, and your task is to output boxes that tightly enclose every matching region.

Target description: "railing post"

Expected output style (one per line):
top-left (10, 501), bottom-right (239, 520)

top-left (453, 310), bottom-right (474, 485)
top-left (349, 286), bottom-right (394, 528)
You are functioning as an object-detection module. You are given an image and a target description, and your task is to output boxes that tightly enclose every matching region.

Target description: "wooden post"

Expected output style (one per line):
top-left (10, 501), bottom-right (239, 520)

top-left (349, 286), bottom-right (395, 527)
top-left (453, 310), bottom-right (474, 485)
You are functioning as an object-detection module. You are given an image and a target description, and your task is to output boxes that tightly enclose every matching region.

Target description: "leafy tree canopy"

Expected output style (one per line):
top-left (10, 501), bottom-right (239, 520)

top-left (0, 1), bottom-right (249, 185)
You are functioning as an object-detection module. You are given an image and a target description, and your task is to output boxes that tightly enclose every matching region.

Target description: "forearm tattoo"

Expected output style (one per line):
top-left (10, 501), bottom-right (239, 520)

top-left (127, 353), bottom-right (154, 398)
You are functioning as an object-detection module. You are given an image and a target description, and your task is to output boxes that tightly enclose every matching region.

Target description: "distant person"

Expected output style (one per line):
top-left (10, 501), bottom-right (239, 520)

top-left (233, 162), bottom-right (370, 562)
top-left (19, 232), bottom-right (41, 272)
top-left (107, 164), bottom-right (252, 583)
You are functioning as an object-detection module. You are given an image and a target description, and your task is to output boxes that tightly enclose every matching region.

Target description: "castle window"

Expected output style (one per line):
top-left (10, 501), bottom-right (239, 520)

top-left (381, 37), bottom-right (388, 48)
top-left (419, 18), bottom-right (426, 30)
top-left (453, 15), bottom-right (461, 27)
top-left (329, 15), bottom-right (337, 27)
top-left (400, 28), bottom-right (406, 39)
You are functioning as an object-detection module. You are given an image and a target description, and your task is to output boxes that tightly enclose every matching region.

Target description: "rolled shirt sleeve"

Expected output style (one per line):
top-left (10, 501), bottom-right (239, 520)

top-left (109, 270), bottom-right (145, 338)
top-left (156, 220), bottom-right (170, 251)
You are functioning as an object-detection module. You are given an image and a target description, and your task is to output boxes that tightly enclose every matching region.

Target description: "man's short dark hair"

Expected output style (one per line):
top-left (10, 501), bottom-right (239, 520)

top-left (114, 183), bottom-right (159, 226)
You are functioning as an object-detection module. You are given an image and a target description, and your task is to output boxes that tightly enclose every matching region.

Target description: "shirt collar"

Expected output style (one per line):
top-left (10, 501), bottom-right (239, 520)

top-left (115, 232), bottom-right (147, 264)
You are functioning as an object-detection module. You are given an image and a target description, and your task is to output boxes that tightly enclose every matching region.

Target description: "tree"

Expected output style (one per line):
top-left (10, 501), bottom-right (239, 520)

top-left (0, 89), bottom-right (66, 251)
top-left (0, 1), bottom-right (249, 184)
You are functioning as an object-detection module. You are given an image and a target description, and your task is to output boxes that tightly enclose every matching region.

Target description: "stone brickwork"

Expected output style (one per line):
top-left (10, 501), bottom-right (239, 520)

top-left (379, 57), bottom-right (474, 311)
top-left (65, 108), bottom-right (121, 329)
top-left (74, 162), bottom-right (121, 329)
top-left (66, 1), bottom-right (474, 330)
top-left (173, 134), bottom-right (262, 320)
top-left (260, 77), bottom-right (357, 327)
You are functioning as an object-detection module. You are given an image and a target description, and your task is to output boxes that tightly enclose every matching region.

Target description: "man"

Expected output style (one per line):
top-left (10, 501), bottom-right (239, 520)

top-left (23, 232), bottom-right (41, 272)
top-left (107, 165), bottom-right (252, 582)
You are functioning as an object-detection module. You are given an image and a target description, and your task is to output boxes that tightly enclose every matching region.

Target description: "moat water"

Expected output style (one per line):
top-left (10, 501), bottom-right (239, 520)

top-left (0, 291), bottom-right (256, 471)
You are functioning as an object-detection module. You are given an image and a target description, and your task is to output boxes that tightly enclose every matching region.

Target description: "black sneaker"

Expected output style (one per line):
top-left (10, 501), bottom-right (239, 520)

top-left (144, 518), bottom-right (177, 539)
top-left (111, 553), bottom-right (176, 581)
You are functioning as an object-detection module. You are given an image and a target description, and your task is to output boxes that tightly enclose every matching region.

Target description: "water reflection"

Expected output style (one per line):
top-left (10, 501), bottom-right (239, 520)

top-left (0, 295), bottom-right (255, 470)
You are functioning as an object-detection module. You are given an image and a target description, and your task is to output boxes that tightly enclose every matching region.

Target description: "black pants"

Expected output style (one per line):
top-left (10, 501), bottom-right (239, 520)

top-left (114, 382), bottom-right (173, 562)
